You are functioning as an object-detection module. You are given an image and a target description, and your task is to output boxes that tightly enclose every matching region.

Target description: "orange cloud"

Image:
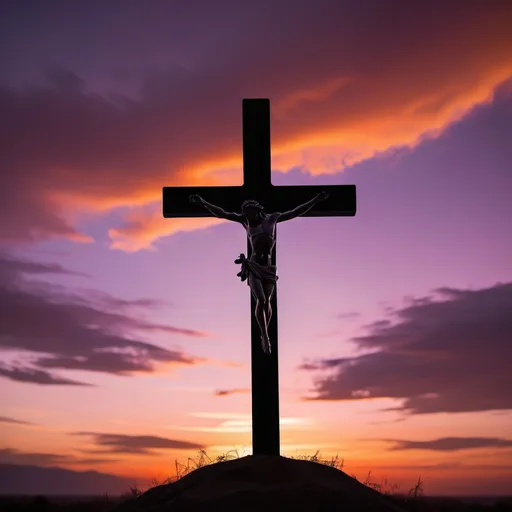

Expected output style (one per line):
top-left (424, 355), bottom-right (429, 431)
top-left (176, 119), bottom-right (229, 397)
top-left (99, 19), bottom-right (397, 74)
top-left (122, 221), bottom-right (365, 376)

top-left (112, 69), bottom-right (511, 250)
top-left (108, 206), bottom-right (224, 252)
top-left (1, 1), bottom-right (511, 248)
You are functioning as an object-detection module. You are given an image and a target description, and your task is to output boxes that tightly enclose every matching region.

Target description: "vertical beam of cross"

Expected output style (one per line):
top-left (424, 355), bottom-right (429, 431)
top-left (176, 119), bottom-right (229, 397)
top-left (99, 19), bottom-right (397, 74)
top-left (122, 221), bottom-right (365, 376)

top-left (242, 99), bottom-right (280, 456)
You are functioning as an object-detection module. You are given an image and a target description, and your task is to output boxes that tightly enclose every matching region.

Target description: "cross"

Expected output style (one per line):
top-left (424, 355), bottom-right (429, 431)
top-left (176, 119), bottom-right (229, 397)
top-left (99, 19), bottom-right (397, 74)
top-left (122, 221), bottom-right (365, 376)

top-left (163, 99), bottom-right (356, 456)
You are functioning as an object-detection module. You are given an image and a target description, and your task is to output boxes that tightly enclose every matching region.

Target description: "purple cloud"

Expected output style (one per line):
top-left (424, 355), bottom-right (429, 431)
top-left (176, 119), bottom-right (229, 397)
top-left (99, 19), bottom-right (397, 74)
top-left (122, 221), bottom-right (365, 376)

top-left (0, 254), bottom-right (206, 385)
top-left (302, 283), bottom-right (512, 414)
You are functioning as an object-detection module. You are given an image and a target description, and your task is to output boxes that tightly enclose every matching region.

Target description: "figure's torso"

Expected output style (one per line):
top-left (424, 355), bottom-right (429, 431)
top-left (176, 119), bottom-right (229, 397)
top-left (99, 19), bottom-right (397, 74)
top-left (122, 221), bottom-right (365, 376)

top-left (244, 214), bottom-right (277, 264)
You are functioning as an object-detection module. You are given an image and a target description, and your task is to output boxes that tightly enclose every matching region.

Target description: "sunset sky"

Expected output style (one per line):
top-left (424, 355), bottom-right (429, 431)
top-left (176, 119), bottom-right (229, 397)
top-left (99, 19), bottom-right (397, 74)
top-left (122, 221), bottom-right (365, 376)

top-left (1, 0), bottom-right (512, 497)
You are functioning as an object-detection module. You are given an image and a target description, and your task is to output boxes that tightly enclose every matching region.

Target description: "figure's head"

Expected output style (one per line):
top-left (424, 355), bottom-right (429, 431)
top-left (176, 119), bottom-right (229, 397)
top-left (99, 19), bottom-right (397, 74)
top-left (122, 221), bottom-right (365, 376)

top-left (241, 199), bottom-right (264, 221)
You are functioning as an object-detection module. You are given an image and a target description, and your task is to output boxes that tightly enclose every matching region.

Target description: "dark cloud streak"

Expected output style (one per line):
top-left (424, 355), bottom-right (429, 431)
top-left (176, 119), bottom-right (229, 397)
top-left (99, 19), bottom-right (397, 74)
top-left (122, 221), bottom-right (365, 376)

top-left (0, 448), bottom-right (116, 466)
top-left (0, 416), bottom-right (36, 425)
top-left (0, 366), bottom-right (91, 386)
top-left (214, 388), bottom-right (249, 397)
top-left (383, 437), bottom-right (512, 452)
top-left (336, 312), bottom-right (360, 320)
top-left (73, 432), bottom-right (204, 455)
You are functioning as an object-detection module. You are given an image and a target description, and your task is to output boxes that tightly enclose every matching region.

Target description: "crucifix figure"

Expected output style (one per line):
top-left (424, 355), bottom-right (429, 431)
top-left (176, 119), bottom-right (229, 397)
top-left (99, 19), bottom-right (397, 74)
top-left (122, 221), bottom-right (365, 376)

top-left (189, 191), bottom-right (329, 355)
top-left (163, 99), bottom-right (356, 456)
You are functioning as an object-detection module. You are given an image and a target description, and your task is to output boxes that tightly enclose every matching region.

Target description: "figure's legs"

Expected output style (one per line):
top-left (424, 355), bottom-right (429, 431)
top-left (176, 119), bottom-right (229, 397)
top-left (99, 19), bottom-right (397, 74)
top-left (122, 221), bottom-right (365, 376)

top-left (249, 274), bottom-right (270, 355)
top-left (264, 282), bottom-right (275, 329)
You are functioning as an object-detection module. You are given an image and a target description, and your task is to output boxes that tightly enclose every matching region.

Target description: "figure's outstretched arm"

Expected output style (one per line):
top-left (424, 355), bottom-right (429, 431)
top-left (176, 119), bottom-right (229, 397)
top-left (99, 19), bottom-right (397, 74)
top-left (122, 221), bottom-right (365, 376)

top-left (276, 191), bottom-right (329, 222)
top-left (189, 195), bottom-right (243, 222)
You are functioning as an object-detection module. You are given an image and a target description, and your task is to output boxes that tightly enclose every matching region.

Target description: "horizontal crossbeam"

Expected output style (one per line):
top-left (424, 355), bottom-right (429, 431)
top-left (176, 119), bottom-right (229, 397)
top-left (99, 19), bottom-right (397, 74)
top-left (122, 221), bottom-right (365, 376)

top-left (162, 184), bottom-right (356, 218)
top-left (263, 184), bottom-right (356, 217)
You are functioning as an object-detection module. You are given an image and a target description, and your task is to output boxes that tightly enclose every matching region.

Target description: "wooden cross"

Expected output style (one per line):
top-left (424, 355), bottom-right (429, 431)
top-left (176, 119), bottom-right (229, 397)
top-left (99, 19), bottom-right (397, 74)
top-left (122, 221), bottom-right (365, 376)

top-left (162, 99), bottom-right (356, 456)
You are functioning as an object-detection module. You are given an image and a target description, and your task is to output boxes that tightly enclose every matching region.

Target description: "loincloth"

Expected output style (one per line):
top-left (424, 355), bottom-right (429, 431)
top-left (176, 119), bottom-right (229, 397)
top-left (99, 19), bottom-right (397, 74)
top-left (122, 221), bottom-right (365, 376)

top-left (234, 253), bottom-right (278, 285)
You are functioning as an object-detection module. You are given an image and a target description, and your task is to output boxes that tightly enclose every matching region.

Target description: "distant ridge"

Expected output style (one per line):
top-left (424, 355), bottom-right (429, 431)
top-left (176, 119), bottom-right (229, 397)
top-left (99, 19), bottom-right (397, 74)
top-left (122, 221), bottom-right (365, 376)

top-left (0, 464), bottom-right (137, 496)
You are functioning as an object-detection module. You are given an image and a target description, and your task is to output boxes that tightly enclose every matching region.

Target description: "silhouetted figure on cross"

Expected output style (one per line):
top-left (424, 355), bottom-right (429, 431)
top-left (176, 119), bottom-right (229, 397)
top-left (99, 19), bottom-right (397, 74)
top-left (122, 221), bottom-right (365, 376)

top-left (189, 191), bottom-right (329, 355)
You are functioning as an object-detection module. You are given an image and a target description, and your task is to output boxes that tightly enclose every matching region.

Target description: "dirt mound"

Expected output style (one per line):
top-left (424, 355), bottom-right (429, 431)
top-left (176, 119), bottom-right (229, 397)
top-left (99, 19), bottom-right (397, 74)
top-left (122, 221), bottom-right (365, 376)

top-left (113, 454), bottom-right (406, 512)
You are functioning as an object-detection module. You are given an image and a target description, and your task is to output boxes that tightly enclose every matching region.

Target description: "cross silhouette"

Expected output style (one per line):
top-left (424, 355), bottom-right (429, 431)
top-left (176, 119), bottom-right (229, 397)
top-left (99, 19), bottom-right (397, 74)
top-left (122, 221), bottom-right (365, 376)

top-left (162, 99), bottom-right (356, 456)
